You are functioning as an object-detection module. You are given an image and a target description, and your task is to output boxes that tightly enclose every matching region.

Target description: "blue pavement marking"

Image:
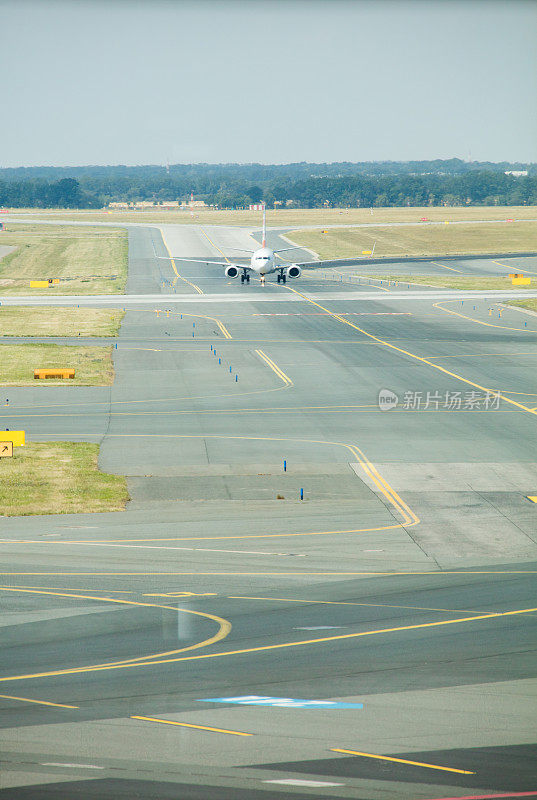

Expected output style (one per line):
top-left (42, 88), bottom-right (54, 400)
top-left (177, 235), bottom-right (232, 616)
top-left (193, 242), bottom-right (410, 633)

top-left (197, 696), bottom-right (363, 709)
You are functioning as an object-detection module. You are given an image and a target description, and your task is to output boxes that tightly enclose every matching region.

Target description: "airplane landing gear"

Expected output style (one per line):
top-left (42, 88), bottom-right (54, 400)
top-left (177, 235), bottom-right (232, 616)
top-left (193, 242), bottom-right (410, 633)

top-left (241, 272), bottom-right (250, 284)
top-left (277, 270), bottom-right (286, 284)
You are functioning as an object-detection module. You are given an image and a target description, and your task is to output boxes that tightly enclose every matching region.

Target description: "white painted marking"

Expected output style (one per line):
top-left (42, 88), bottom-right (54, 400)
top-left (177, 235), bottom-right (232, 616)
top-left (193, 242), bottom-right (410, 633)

top-left (264, 779), bottom-right (345, 787)
top-left (3, 540), bottom-right (304, 557)
top-left (4, 289), bottom-right (537, 306)
top-left (41, 763), bottom-right (104, 770)
top-left (294, 626), bottom-right (344, 630)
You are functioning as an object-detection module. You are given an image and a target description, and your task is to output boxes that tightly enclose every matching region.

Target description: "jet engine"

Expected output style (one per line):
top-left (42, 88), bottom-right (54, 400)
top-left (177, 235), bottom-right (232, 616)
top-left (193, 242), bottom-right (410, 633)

top-left (285, 264), bottom-right (302, 279)
top-left (225, 265), bottom-right (239, 278)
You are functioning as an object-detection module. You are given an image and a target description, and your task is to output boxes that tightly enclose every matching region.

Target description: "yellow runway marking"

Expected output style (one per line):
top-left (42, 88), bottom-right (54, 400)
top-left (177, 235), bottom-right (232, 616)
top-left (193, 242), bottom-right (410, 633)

top-left (159, 228), bottom-right (203, 294)
top-left (131, 716), bottom-right (252, 736)
top-left (330, 748), bottom-right (474, 775)
top-left (226, 595), bottom-right (516, 616)
top-left (0, 693), bottom-right (78, 709)
top-left (433, 300), bottom-right (534, 332)
top-left (493, 259), bottom-right (537, 275)
top-left (429, 260), bottom-right (464, 274)
top-left (165, 310), bottom-right (232, 339)
top-left (284, 286), bottom-right (537, 418)
top-left (1, 524), bottom-right (405, 547)
top-left (1, 603), bottom-right (535, 683)
top-left (1, 433), bottom-right (417, 534)
top-left (200, 229), bottom-right (233, 264)
top-left (255, 350), bottom-right (293, 386)
top-left (0, 587), bottom-right (231, 673)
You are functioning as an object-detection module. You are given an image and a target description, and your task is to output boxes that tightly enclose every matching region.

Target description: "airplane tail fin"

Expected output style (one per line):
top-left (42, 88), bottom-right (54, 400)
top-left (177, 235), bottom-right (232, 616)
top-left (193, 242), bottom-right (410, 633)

top-left (262, 203), bottom-right (266, 247)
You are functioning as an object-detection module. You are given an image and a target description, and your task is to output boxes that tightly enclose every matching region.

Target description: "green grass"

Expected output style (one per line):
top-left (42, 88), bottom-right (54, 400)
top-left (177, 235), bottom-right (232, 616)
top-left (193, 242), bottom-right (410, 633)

top-left (357, 275), bottom-right (534, 290)
top-left (0, 344), bottom-right (114, 385)
top-left (0, 307), bottom-right (124, 337)
top-left (8, 205), bottom-right (537, 226)
top-left (0, 441), bottom-right (128, 516)
top-left (287, 221), bottom-right (537, 260)
top-left (0, 224), bottom-right (128, 294)
top-left (505, 298), bottom-right (537, 313)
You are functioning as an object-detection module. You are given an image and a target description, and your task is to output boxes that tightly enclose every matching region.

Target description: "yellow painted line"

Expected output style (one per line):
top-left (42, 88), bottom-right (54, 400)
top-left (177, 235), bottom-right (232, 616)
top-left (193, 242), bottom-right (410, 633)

top-left (2, 432), bottom-right (415, 534)
top-left (0, 693), bottom-right (78, 709)
top-left (200, 229), bottom-right (232, 264)
top-left (429, 260), bottom-right (464, 274)
top-left (433, 301), bottom-right (533, 332)
top-left (330, 748), bottom-right (474, 775)
top-left (226, 595), bottom-right (511, 616)
top-left (284, 285), bottom-right (537, 418)
top-left (493, 259), bottom-right (537, 276)
top-left (0, 586), bottom-right (231, 672)
top-left (1, 524), bottom-right (404, 548)
top-left (255, 349), bottom-right (293, 386)
top-left (528, 496), bottom-right (537, 503)
top-left (2, 602), bottom-right (534, 683)
top-left (159, 228), bottom-right (203, 294)
top-left (346, 443), bottom-right (418, 527)
top-left (8, 584), bottom-right (134, 594)
top-left (131, 716), bottom-right (252, 736)
top-left (216, 319), bottom-right (232, 339)
top-left (167, 310), bottom-right (232, 339)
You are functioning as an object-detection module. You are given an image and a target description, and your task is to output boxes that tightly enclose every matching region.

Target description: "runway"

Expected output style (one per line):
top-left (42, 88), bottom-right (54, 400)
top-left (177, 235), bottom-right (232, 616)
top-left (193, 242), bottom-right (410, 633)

top-left (1, 222), bottom-right (536, 799)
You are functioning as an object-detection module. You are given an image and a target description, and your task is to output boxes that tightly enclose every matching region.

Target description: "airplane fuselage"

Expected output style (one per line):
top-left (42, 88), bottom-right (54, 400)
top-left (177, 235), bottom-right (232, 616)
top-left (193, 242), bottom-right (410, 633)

top-left (250, 246), bottom-right (275, 275)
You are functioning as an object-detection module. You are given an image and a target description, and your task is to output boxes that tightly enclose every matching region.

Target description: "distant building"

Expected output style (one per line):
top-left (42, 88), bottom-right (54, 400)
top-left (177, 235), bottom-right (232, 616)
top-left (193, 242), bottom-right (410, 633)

top-left (249, 203), bottom-right (264, 211)
top-left (505, 170), bottom-right (528, 177)
top-left (180, 200), bottom-right (207, 208)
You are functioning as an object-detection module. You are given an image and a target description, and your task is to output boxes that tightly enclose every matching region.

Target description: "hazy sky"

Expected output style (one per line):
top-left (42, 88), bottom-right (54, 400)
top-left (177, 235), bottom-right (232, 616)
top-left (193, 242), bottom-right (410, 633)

top-left (2, 0), bottom-right (536, 166)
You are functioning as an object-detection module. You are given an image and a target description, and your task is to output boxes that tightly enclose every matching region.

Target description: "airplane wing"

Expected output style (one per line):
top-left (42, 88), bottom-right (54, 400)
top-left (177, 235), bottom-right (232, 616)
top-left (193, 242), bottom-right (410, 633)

top-left (156, 255), bottom-right (247, 268)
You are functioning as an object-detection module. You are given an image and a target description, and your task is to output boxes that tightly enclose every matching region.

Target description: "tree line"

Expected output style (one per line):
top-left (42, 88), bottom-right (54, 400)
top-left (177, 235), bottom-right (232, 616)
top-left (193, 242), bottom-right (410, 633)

top-left (0, 162), bottom-right (536, 209)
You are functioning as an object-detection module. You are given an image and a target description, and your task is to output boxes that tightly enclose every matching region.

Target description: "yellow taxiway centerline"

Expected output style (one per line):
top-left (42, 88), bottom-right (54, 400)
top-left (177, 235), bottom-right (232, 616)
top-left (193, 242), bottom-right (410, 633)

top-left (159, 228), bottom-right (203, 295)
top-left (331, 748), bottom-right (474, 775)
top-left (255, 349), bottom-right (293, 386)
top-left (0, 587), bottom-right (231, 670)
top-left (1, 602), bottom-right (534, 683)
top-left (0, 693), bottom-right (78, 709)
top-left (131, 716), bottom-right (252, 736)
top-left (433, 300), bottom-right (534, 332)
top-left (284, 285), bottom-right (537, 418)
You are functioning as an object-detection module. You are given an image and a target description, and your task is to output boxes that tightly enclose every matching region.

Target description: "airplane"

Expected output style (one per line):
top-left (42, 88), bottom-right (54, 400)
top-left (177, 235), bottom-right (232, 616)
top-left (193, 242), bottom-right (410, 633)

top-left (160, 204), bottom-right (303, 285)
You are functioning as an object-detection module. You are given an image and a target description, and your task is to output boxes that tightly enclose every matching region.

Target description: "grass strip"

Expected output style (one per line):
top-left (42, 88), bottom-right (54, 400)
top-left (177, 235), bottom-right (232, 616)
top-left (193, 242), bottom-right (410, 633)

top-left (0, 442), bottom-right (128, 516)
top-left (504, 299), bottom-right (537, 313)
top-left (0, 344), bottom-right (114, 385)
top-left (0, 307), bottom-right (124, 337)
top-left (357, 275), bottom-right (532, 290)
top-left (7, 205), bottom-right (537, 226)
top-left (0, 224), bottom-right (127, 295)
top-left (288, 222), bottom-right (537, 260)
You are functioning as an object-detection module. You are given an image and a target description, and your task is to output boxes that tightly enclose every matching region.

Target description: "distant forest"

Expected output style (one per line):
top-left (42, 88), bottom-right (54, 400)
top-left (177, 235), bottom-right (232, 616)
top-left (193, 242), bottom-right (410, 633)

top-left (0, 160), bottom-right (536, 209)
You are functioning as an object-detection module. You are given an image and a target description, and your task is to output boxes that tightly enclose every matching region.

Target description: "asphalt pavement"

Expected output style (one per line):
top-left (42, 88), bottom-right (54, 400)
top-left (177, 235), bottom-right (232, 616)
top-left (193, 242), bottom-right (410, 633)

top-left (1, 222), bottom-right (536, 799)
